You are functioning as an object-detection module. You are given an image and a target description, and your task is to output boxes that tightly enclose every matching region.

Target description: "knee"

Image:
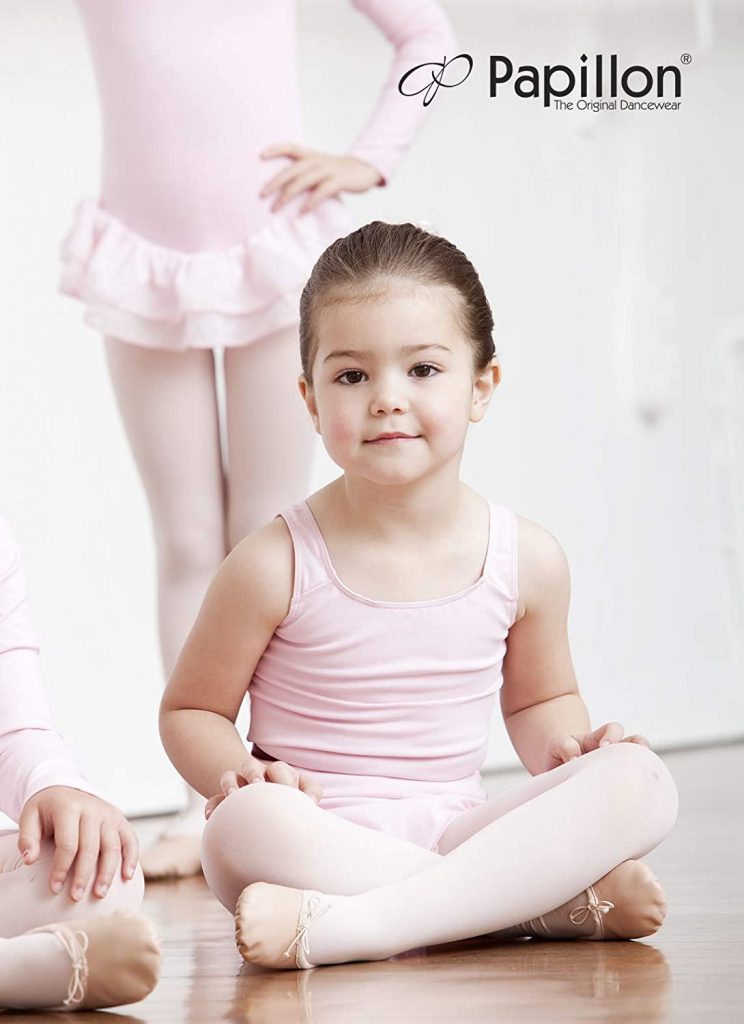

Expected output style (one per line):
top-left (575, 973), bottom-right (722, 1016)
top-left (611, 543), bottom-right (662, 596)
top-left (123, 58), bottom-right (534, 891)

top-left (201, 784), bottom-right (315, 907)
top-left (595, 742), bottom-right (679, 846)
top-left (156, 522), bottom-right (224, 582)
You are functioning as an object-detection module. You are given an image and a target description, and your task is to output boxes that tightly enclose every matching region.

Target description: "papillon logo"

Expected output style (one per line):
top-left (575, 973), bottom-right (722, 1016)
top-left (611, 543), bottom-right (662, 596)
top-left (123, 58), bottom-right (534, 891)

top-left (398, 54), bottom-right (474, 107)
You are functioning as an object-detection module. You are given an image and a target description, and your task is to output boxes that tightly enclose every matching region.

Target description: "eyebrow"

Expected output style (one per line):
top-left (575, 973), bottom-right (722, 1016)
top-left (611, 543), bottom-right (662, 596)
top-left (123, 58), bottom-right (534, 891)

top-left (322, 344), bottom-right (452, 364)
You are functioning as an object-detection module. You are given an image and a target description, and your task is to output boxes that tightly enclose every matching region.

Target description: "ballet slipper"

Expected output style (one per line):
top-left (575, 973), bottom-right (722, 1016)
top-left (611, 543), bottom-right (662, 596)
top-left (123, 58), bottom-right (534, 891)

top-left (509, 860), bottom-right (667, 941)
top-left (28, 909), bottom-right (161, 1010)
top-left (140, 834), bottom-right (203, 880)
top-left (235, 882), bottom-right (333, 970)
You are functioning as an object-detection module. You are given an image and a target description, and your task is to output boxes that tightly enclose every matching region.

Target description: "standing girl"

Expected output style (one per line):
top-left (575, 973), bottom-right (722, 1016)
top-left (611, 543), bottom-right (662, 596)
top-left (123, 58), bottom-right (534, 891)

top-left (159, 221), bottom-right (678, 969)
top-left (61, 0), bottom-right (456, 876)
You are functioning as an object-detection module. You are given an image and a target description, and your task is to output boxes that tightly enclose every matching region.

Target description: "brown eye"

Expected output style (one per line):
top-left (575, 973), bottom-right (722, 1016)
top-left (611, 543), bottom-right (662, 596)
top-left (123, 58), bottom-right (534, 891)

top-left (337, 370), bottom-right (366, 385)
top-left (411, 363), bottom-right (439, 378)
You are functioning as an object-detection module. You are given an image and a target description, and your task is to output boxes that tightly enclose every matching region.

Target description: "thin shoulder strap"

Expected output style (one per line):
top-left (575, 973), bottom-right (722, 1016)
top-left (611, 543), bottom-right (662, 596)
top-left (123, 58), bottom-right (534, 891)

top-left (275, 501), bottom-right (332, 603)
top-left (482, 501), bottom-right (519, 602)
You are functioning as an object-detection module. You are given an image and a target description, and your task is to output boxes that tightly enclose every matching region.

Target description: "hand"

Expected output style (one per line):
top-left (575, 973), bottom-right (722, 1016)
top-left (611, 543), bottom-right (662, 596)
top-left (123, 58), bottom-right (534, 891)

top-left (259, 142), bottom-right (383, 215)
top-left (204, 755), bottom-right (324, 820)
top-left (17, 787), bottom-right (139, 901)
top-left (546, 722), bottom-right (651, 771)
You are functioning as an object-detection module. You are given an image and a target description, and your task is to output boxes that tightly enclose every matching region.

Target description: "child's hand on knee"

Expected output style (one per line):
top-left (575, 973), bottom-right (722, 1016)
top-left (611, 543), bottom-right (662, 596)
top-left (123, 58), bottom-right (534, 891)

top-left (16, 786), bottom-right (139, 900)
top-left (546, 722), bottom-right (651, 770)
top-left (204, 757), bottom-right (323, 819)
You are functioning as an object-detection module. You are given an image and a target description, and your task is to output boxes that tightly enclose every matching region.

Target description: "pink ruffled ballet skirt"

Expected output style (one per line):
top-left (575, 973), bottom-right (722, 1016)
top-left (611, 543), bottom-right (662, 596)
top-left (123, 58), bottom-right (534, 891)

top-left (60, 0), bottom-right (456, 352)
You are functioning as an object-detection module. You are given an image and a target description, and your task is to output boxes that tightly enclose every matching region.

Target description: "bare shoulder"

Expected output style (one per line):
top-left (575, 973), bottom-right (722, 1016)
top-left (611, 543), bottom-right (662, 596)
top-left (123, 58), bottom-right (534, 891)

top-left (515, 515), bottom-right (571, 621)
top-left (217, 515), bottom-right (295, 629)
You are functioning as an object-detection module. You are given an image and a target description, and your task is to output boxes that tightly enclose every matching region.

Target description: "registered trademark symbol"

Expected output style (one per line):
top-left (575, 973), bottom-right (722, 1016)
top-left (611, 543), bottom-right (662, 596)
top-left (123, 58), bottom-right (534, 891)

top-left (680, 53), bottom-right (692, 64)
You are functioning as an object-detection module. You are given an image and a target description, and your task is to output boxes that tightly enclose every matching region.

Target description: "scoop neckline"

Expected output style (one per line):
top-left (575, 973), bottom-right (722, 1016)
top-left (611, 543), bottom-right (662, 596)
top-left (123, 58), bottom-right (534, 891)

top-left (301, 498), bottom-right (493, 608)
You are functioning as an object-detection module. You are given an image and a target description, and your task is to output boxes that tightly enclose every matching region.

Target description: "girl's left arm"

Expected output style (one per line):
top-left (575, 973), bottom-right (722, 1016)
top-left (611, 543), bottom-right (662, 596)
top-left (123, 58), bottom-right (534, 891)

top-left (500, 518), bottom-right (649, 776)
top-left (260, 0), bottom-right (457, 212)
top-left (342, 0), bottom-right (458, 186)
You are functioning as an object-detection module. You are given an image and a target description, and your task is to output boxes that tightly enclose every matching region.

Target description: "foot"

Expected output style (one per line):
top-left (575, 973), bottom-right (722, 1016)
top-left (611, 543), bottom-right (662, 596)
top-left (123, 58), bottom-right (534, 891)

top-left (508, 860), bottom-right (667, 941)
top-left (27, 910), bottom-right (161, 1010)
top-left (235, 883), bottom-right (334, 970)
top-left (140, 834), bottom-right (203, 880)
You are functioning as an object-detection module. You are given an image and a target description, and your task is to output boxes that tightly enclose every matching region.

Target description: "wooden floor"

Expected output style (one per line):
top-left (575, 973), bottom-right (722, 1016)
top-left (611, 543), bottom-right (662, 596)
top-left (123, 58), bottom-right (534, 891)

top-left (5, 744), bottom-right (743, 1023)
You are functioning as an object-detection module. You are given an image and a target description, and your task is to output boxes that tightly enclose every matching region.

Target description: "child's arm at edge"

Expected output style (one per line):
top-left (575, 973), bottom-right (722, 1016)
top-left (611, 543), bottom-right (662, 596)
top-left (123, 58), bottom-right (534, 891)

top-left (500, 518), bottom-right (649, 775)
top-left (159, 518), bottom-right (293, 799)
top-left (500, 518), bottom-right (591, 776)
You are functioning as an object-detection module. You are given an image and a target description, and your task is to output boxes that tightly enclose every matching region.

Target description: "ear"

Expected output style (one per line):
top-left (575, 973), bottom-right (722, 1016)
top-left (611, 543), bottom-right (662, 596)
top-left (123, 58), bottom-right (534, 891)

top-left (298, 375), bottom-right (321, 434)
top-left (470, 356), bottom-right (501, 424)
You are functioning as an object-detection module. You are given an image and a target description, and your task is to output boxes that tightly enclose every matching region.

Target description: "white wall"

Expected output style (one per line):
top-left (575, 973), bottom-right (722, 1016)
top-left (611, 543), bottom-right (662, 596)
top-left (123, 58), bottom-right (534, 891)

top-left (1, 0), bottom-right (742, 820)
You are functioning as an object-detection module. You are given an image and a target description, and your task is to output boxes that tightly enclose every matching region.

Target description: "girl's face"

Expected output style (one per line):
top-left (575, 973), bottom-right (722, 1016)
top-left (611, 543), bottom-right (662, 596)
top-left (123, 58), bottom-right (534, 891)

top-left (298, 281), bottom-right (499, 486)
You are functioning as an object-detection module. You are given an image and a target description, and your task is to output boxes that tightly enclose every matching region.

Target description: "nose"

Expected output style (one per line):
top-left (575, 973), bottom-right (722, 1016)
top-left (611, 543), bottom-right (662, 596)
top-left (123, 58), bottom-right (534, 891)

top-left (369, 373), bottom-right (410, 416)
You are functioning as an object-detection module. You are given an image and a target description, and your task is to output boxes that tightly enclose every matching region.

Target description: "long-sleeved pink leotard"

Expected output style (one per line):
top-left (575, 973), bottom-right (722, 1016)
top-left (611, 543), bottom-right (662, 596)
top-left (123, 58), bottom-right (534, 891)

top-left (0, 517), bottom-right (94, 824)
top-left (60, 0), bottom-right (456, 350)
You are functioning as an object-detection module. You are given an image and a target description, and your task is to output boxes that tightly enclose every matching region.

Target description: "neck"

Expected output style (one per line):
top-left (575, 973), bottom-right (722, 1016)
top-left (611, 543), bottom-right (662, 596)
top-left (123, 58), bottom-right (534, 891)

top-left (330, 461), bottom-right (473, 543)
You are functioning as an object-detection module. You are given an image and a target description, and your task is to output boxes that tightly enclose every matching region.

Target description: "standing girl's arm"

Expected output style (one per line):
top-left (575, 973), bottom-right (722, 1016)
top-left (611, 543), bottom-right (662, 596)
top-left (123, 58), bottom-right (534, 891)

top-left (500, 517), bottom-right (649, 776)
top-left (261, 0), bottom-right (457, 212)
top-left (159, 519), bottom-right (321, 806)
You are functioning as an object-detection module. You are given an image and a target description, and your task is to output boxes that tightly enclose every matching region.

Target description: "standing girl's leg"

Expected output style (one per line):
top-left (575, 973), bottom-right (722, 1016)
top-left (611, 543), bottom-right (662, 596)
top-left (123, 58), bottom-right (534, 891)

top-left (223, 325), bottom-right (316, 547)
top-left (104, 337), bottom-right (226, 876)
top-left (233, 743), bottom-right (679, 966)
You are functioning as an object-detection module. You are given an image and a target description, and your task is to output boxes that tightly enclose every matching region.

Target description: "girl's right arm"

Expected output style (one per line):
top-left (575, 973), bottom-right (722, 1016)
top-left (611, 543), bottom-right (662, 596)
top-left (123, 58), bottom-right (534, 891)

top-left (159, 517), bottom-right (294, 800)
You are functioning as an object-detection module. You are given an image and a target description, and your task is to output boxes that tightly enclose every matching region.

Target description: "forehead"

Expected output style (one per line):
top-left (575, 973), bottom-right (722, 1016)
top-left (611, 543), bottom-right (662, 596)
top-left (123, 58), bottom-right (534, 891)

top-left (314, 281), bottom-right (469, 356)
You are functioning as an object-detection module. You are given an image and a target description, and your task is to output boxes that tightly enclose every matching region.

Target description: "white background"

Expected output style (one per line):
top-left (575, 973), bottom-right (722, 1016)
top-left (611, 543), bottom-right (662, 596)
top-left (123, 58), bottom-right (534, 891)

top-left (1, 0), bottom-right (742, 821)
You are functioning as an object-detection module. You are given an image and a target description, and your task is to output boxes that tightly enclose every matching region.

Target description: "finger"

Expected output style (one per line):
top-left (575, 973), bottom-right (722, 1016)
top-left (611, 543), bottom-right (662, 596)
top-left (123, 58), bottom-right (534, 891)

top-left (239, 759), bottom-right (267, 784)
top-left (119, 822), bottom-right (140, 880)
top-left (69, 815), bottom-right (101, 901)
top-left (300, 178), bottom-right (340, 214)
top-left (17, 804), bottom-right (42, 865)
top-left (220, 770), bottom-right (241, 795)
top-left (596, 721), bottom-right (625, 748)
top-left (624, 734), bottom-right (651, 748)
top-left (260, 141), bottom-right (309, 160)
top-left (264, 761), bottom-right (300, 787)
top-left (205, 793), bottom-right (225, 820)
top-left (552, 735), bottom-right (583, 764)
top-left (298, 776), bottom-right (323, 804)
top-left (260, 162), bottom-right (306, 198)
top-left (271, 169), bottom-right (328, 211)
top-left (93, 825), bottom-right (121, 898)
top-left (50, 814), bottom-right (80, 895)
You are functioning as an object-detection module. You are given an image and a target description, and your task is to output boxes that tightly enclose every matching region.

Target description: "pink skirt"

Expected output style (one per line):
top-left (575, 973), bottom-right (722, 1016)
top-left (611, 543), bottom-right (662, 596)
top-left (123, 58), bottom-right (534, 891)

top-left (59, 194), bottom-right (354, 351)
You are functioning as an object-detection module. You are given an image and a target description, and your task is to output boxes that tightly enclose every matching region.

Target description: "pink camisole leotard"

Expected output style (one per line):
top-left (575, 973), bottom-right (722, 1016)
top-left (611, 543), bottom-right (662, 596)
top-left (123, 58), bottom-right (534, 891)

top-left (60, 0), bottom-right (456, 351)
top-left (247, 499), bottom-right (519, 853)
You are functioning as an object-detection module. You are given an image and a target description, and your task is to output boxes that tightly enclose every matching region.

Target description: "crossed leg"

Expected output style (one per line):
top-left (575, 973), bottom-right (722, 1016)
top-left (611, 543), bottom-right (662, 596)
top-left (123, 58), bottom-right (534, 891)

top-left (202, 743), bottom-right (678, 967)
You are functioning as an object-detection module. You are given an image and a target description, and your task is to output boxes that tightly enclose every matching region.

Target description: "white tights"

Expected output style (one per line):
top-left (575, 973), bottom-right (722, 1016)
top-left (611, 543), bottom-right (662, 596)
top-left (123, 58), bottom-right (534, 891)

top-left (201, 743), bottom-right (678, 964)
top-left (0, 830), bottom-right (144, 938)
top-left (104, 327), bottom-right (315, 677)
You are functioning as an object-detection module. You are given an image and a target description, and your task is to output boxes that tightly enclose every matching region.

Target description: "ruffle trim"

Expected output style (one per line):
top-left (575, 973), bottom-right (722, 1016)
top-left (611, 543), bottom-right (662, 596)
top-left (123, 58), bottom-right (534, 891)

top-left (59, 197), bottom-right (353, 350)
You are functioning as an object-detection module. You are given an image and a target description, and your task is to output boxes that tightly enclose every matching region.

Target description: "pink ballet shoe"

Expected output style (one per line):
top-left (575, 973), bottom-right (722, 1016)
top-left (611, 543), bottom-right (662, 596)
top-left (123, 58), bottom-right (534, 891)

top-left (235, 882), bottom-right (333, 970)
top-left (28, 910), bottom-right (161, 1010)
top-left (510, 860), bottom-right (667, 941)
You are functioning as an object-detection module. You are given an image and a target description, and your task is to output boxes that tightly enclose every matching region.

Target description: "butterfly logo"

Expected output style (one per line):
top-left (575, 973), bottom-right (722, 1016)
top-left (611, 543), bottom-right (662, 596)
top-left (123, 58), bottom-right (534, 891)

top-left (398, 54), bottom-right (474, 107)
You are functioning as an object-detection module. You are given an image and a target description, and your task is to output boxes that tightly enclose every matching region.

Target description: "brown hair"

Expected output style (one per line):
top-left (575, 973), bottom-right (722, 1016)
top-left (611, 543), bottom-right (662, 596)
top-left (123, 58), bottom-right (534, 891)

top-left (299, 221), bottom-right (495, 385)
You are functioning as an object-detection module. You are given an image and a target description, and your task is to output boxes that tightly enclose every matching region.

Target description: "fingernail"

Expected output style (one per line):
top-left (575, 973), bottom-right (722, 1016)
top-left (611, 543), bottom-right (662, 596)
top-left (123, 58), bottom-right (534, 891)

top-left (250, 777), bottom-right (264, 784)
top-left (600, 740), bottom-right (610, 747)
top-left (125, 864), bottom-right (135, 879)
top-left (96, 884), bottom-right (108, 897)
top-left (73, 888), bottom-right (84, 901)
top-left (51, 881), bottom-right (62, 894)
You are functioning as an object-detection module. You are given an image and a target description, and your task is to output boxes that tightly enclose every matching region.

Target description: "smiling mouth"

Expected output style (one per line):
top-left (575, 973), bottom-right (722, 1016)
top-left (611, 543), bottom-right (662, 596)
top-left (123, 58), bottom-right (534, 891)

top-left (365, 435), bottom-right (420, 443)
